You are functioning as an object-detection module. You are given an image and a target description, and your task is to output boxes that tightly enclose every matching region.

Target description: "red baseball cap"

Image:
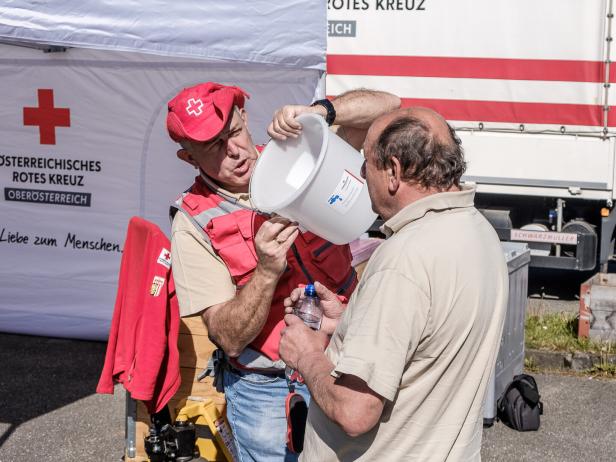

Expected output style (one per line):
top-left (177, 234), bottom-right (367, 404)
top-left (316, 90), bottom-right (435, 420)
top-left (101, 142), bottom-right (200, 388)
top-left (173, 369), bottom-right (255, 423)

top-left (166, 82), bottom-right (250, 143)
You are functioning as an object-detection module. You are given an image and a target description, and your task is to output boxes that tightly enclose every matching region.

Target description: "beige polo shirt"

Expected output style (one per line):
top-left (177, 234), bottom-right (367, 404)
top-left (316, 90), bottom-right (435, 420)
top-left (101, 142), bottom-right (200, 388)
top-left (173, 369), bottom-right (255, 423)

top-left (170, 187), bottom-right (252, 317)
top-left (301, 186), bottom-right (508, 462)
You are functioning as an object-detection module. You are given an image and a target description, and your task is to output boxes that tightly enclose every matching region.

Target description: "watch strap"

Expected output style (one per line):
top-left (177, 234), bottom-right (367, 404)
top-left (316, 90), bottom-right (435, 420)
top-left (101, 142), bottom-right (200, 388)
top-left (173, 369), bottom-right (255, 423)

top-left (310, 99), bottom-right (336, 126)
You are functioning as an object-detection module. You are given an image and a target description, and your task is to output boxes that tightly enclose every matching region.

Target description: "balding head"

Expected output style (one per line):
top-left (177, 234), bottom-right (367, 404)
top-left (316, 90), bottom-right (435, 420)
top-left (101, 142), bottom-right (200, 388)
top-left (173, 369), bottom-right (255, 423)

top-left (401, 107), bottom-right (452, 144)
top-left (365, 106), bottom-right (465, 191)
top-left (367, 107), bottom-right (453, 150)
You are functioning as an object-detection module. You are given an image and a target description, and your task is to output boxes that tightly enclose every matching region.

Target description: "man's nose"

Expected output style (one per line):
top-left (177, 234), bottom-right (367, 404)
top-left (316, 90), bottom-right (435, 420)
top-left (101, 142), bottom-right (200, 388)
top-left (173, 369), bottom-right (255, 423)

top-left (226, 138), bottom-right (240, 157)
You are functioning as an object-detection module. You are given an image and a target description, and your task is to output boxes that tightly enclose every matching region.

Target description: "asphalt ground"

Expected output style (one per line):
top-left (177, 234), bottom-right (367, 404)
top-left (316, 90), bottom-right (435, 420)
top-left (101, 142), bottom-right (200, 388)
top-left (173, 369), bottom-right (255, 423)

top-left (482, 372), bottom-right (616, 462)
top-left (0, 269), bottom-right (613, 461)
top-left (0, 331), bottom-right (614, 462)
top-left (0, 334), bottom-right (124, 461)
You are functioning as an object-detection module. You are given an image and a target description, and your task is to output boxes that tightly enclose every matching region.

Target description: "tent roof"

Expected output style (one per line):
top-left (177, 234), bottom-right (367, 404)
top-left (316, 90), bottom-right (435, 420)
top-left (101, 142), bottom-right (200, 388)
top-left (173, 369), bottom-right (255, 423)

top-left (0, 1), bottom-right (326, 70)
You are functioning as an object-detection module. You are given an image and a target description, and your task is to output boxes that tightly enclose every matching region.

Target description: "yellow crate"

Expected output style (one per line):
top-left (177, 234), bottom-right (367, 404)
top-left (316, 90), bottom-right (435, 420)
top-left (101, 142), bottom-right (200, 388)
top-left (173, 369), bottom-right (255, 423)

top-left (176, 397), bottom-right (237, 462)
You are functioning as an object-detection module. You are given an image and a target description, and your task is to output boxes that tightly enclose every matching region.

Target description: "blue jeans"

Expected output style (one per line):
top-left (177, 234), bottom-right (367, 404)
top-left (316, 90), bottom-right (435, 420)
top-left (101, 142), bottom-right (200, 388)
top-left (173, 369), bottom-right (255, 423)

top-left (223, 367), bottom-right (311, 462)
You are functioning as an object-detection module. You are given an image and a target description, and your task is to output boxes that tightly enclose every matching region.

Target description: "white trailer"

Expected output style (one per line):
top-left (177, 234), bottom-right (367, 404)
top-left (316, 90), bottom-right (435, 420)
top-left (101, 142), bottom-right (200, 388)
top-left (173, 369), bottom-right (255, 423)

top-left (327, 0), bottom-right (616, 271)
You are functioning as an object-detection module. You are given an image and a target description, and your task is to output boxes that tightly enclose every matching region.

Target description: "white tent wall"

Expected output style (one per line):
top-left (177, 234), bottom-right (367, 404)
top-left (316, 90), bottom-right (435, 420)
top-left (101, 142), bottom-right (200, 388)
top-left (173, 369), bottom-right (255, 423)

top-left (0, 1), bottom-right (326, 70)
top-left (0, 2), bottom-right (326, 340)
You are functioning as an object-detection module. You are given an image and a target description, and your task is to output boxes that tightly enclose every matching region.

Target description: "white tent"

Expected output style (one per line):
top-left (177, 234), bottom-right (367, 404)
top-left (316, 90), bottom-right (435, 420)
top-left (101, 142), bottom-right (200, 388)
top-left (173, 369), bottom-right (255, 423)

top-left (0, 1), bottom-right (326, 340)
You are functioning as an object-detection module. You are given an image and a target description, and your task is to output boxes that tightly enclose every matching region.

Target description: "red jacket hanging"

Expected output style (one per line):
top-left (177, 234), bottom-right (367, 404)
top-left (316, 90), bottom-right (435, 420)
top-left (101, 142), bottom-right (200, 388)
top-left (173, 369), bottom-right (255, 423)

top-left (97, 216), bottom-right (181, 414)
top-left (172, 176), bottom-right (357, 361)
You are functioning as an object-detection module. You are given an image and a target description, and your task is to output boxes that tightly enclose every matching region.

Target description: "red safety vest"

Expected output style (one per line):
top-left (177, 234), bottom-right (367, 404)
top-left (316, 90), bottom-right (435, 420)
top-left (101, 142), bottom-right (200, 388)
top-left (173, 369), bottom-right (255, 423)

top-left (172, 175), bottom-right (357, 361)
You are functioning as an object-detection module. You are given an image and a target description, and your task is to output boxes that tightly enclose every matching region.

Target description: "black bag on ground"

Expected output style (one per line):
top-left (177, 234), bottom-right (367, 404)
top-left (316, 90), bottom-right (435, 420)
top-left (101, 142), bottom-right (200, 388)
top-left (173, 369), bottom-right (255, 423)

top-left (497, 373), bottom-right (544, 431)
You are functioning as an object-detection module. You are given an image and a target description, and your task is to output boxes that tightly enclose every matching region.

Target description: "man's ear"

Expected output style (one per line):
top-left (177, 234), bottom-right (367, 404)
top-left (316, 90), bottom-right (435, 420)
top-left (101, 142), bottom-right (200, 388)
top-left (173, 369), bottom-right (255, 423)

top-left (388, 156), bottom-right (402, 194)
top-left (238, 107), bottom-right (248, 128)
top-left (176, 149), bottom-right (198, 169)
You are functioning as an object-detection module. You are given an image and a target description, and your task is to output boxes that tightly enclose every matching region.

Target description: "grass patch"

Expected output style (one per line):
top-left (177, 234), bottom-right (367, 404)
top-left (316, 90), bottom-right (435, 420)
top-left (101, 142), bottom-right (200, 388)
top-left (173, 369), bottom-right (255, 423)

top-left (589, 361), bottom-right (616, 377)
top-left (524, 356), bottom-right (538, 372)
top-left (525, 311), bottom-right (616, 377)
top-left (525, 311), bottom-right (613, 354)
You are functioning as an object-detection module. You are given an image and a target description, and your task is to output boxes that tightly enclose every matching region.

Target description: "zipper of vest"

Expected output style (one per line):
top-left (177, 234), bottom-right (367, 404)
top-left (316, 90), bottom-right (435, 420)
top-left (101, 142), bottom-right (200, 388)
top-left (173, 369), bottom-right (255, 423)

top-left (313, 241), bottom-right (333, 258)
top-left (290, 243), bottom-right (314, 284)
top-left (291, 243), bottom-right (357, 295)
top-left (337, 268), bottom-right (357, 295)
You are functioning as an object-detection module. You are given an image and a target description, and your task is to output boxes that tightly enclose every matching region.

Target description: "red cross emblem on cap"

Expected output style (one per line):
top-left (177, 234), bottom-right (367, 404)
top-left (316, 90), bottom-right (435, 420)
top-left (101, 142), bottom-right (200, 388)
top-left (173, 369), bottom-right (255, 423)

top-left (186, 98), bottom-right (204, 117)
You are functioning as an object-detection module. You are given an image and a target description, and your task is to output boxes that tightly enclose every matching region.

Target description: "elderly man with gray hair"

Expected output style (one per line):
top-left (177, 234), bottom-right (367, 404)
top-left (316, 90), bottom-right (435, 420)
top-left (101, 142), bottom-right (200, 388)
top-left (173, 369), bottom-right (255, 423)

top-left (280, 107), bottom-right (508, 461)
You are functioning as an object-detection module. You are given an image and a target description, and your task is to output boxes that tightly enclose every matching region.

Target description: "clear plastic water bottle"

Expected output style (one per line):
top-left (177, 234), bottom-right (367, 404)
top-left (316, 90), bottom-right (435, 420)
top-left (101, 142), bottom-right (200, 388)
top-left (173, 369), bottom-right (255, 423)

top-left (285, 284), bottom-right (322, 382)
top-left (295, 284), bottom-right (322, 330)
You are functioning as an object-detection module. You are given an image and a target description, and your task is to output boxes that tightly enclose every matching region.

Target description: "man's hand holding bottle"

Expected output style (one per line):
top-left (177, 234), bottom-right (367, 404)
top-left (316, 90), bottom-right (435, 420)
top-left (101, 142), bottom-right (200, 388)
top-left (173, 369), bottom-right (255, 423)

top-left (283, 281), bottom-right (346, 335)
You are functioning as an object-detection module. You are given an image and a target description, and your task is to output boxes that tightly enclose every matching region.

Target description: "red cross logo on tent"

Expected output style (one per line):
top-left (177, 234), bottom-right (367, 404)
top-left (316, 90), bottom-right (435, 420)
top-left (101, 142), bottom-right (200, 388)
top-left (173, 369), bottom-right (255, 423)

top-left (186, 98), bottom-right (204, 117)
top-left (23, 89), bottom-right (71, 145)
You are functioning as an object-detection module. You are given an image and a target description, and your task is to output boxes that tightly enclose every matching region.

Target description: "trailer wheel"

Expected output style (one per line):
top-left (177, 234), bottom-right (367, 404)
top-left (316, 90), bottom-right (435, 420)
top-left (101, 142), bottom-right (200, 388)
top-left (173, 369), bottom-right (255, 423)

top-left (561, 220), bottom-right (597, 261)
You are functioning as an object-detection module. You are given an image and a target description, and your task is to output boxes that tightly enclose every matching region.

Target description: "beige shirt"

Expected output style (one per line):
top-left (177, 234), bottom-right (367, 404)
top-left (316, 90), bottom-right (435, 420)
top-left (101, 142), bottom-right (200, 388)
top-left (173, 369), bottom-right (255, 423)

top-left (301, 186), bottom-right (508, 462)
top-left (170, 185), bottom-right (252, 317)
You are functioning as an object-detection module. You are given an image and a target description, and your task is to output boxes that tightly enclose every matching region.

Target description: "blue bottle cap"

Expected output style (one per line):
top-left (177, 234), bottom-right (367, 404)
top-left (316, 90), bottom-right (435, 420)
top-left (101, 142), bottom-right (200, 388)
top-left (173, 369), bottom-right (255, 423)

top-left (304, 284), bottom-right (316, 297)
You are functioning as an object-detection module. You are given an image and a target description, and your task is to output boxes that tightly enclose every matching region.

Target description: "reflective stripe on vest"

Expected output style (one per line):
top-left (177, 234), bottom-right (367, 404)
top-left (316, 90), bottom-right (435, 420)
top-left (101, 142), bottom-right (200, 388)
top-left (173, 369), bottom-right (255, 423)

top-left (170, 181), bottom-right (248, 244)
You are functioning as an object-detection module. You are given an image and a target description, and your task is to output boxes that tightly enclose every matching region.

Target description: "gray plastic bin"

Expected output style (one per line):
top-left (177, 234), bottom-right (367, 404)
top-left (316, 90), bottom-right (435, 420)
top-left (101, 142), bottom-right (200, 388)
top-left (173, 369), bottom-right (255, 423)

top-left (483, 242), bottom-right (531, 425)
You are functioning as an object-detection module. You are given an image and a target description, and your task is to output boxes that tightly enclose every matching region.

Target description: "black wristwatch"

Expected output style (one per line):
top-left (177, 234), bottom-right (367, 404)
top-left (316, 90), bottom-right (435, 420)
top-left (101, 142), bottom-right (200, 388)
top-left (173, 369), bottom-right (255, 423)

top-left (311, 99), bottom-right (336, 126)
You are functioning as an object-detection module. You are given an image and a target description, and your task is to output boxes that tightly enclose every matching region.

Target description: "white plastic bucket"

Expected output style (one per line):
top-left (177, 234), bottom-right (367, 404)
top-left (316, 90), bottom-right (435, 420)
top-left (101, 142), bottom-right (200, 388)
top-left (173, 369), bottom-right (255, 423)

top-left (250, 113), bottom-right (377, 245)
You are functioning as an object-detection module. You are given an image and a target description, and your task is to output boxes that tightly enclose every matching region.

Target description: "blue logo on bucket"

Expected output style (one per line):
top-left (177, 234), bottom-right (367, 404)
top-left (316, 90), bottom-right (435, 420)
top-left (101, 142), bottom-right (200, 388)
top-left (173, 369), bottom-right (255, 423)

top-left (328, 194), bottom-right (343, 205)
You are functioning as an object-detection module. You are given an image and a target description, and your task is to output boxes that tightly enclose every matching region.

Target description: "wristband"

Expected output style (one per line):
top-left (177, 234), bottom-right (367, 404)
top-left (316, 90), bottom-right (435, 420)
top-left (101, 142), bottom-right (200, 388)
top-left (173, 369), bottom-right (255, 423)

top-left (310, 99), bottom-right (336, 126)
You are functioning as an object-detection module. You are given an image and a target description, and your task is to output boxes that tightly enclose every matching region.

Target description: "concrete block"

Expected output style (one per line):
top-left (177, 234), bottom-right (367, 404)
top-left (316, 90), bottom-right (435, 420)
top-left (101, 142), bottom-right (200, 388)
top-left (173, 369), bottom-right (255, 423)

top-left (526, 349), bottom-right (567, 369)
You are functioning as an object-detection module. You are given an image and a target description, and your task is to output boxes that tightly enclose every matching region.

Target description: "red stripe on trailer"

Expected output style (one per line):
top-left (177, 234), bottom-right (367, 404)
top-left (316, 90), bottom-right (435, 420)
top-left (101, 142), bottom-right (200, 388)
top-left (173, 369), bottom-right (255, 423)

top-left (607, 110), bottom-right (616, 127)
top-left (399, 98), bottom-right (603, 127)
top-left (327, 54), bottom-right (612, 83)
top-left (326, 95), bottom-right (608, 126)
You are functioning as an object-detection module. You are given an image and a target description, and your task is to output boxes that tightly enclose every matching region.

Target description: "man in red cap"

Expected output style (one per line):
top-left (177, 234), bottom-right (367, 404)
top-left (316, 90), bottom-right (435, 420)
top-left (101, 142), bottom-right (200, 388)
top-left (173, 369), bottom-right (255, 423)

top-left (167, 81), bottom-right (399, 461)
